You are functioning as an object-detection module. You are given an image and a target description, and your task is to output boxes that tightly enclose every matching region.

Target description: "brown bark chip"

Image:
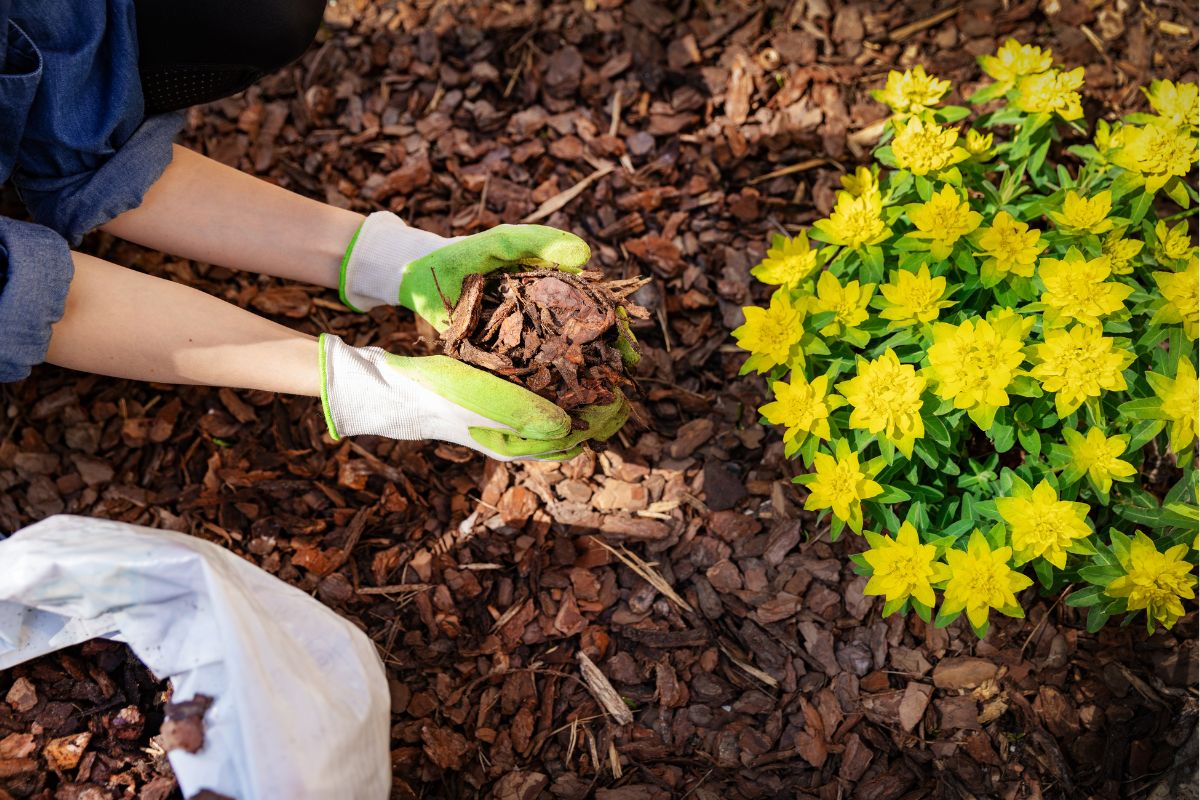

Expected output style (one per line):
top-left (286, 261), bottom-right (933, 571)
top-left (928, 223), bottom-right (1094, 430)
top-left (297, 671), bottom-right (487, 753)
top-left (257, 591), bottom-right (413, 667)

top-left (160, 694), bottom-right (213, 754)
top-left (439, 269), bottom-right (647, 418)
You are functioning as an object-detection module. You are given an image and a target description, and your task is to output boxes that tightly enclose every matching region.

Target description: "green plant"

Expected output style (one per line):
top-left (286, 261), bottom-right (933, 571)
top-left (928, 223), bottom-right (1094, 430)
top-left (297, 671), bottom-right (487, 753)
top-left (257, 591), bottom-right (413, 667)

top-left (733, 40), bottom-right (1199, 637)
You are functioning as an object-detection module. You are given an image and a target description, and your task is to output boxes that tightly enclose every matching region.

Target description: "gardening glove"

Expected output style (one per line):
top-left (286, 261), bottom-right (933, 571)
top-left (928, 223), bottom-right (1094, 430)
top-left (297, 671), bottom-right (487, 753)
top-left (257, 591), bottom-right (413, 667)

top-left (339, 212), bottom-right (591, 330)
top-left (319, 334), bottom-right (629, 461)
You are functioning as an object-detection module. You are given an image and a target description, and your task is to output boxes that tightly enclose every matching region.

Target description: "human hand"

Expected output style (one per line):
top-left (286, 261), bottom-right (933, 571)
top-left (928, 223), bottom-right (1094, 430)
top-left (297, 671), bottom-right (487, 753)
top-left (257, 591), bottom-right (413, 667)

top-left (319, 334), bottom-right (627, 461)
top-left (338, 213), bottom-right (591, 330)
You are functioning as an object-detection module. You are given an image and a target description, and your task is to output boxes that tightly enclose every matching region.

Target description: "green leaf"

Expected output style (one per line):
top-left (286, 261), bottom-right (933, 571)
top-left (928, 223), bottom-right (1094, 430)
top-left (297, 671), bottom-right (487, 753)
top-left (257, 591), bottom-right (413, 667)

top-left (924, 413), bottom-right (953, 447)
top-left (985, 522), bottom-right (1007, 549)
top-left (1033, 558), bottom-right (1055, 590)
top-left (1086, 604), bottom-right (1110, 633)
top-left (882, 596), bottom-right (908, 616)
top-left (915, 175), bottom-right (933, 201)
top-left (934, 605), bottom-right (962, 629)
top-left (1065, 585), bottom-right (1106, 608)
top-left (1164, 176), bottom-right (1191, 208)
top-left (989, 420), bottom-right (1016, 453)
top-left (1118, 397), bottom-right (1165, 421)
top-left (1078, 564), bottom-right (1122, 585)
top-left (876, 484), bottom-right (911, 503)
top-left (1129, 191), bottom-right (1155, 224)
top-left (1017, 426), bottom-right (1042, 459)
top-left (936, 105), bottom-right (971, 123)
top-left (830, 514), bottom-right (846, 541)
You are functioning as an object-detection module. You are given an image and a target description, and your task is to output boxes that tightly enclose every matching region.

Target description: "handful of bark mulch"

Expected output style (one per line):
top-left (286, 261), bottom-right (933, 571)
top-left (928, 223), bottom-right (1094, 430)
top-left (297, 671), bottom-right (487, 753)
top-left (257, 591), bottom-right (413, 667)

top-left (439, 268), bottom-right (649, 417)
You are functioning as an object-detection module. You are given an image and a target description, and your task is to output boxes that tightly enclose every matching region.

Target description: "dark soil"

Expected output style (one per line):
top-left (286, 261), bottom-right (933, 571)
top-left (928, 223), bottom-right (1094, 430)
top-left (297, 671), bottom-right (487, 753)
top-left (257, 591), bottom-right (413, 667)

top-left (2, 1), bottom-right (1197, 799)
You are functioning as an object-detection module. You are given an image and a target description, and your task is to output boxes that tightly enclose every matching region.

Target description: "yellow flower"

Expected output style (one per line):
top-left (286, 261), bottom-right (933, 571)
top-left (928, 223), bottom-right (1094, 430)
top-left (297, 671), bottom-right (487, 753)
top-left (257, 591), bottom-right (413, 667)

top-left (1146, 357), bottom-right (1199, 456)
top-left (1029, 326), bottom-right (1133, 416)
top-left (974, 211), bottom-right (1046, 285)
top-left (751, 232), bottom-right (821, 289)
top-left (979, 40), bottom-right (1054, 89)
top-left (1110, 121), bottom-right (1197, 193)
top-left (941, 530), bottom-right (1034, 632)
top-left (1098, 230), bottom-right (1144, 275)
top-left (964, 129), bottom-right (994, 158)
top-left (840, 166), bottom-right (878, 197)
top-left (1151, 257), bottom-right (1199, 340)
top-left (1105, 532), bottom-right (1197, 630)
top-left (1015, 68), bottom-right (1084, 120)
top-left (812, 189), bottom-right (891, 250)
top-left (996, 480), bottom-right (1092, 569)
top-left (811, 271), bottom-right (875, 339)
top-left (1038, 248), bottom-right (1133, 327)
top-left (733, 290), bottom-right (805, 374)
top-left (890, 117), bottom-right (968, 176)
top-left (877, 264), bottom-right (954, 327)
top-left (1144, 79), bottom-right (1199, 131)
top-left (908, 184), bottom-right (982, 259)
top-left (873, 65), bottom-right (951, 117)
top-left (926, 317), bottom-right (1025, 429)
top-left (1155, 220), bottom-right (1193, 262)
top-left (863, 522), bottom-right (949, 609)
top-left (760, 372), bottom-right (837, 453)
top-left (799, 438), bottom-right (883, 532)
top-left (837, 348), bottom-right (927, 457)
top-left (1048, 190), bottom-right (1114, 235)
top-left (1063, 428), bottom-right (1137, 494)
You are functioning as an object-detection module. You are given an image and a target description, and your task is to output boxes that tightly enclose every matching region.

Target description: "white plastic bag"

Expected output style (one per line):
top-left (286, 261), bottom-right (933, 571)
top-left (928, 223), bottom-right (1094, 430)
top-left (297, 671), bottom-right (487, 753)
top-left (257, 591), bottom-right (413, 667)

top-left (0, 515), bottom-right (390, 800)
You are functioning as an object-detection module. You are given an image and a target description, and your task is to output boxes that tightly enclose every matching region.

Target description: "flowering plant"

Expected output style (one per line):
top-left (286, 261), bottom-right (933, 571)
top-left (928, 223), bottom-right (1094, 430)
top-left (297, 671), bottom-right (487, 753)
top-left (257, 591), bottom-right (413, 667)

top-left (734, 41), bottom-right (1199, 637)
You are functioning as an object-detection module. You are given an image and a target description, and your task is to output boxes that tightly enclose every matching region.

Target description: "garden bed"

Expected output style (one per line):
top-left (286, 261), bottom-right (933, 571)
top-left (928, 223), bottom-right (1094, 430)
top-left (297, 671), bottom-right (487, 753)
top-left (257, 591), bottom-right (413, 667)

top-left (1, 1), bottom-right (1196, 798)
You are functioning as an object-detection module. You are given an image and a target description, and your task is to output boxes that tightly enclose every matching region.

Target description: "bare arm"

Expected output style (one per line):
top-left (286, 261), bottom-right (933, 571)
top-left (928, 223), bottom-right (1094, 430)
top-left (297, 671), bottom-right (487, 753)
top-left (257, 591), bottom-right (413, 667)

top-left (46, 253), bottom-right (320, 395)
top-left (102, 145), bottom-right (364, 289)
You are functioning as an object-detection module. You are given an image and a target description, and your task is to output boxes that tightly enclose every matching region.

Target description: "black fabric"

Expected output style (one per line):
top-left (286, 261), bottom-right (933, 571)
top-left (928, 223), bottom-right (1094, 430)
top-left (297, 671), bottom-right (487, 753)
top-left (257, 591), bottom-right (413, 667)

top-left (133, 0), bottom-right (324, 114)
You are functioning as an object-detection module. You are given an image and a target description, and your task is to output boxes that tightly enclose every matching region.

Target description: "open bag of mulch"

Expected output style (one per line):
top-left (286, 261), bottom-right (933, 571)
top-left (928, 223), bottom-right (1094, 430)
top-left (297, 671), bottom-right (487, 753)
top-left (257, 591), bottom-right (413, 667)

top-left (0, 515), bottom-right (391, 800)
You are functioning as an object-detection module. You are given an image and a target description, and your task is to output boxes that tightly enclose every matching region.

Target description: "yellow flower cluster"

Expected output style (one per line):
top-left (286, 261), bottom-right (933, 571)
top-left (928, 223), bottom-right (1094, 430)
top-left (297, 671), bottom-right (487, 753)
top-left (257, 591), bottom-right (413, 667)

top-left (891, 117), bottom-right (968, 176)
top-left (734, 41), bottom-right (1200, 636)
top-left (1105, 533), bottom-right (1197, 629)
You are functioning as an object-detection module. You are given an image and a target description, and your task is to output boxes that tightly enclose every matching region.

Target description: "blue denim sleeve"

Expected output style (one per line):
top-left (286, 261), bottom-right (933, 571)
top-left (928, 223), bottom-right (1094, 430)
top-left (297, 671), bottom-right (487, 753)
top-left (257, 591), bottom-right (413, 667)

top-left (15, 111), bottom-right (185, 246)
top-left (0, 216), bottom-right (72, 382)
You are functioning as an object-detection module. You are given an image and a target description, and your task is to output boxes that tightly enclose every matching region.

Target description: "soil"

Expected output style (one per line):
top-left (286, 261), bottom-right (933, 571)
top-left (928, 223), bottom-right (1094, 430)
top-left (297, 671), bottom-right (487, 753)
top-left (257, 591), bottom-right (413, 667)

top-left (1, 1), bottom-right (1197, 799)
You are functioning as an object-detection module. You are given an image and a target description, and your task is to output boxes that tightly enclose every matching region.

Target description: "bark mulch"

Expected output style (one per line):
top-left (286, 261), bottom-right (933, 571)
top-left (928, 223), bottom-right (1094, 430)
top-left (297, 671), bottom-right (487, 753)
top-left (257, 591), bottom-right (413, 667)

top-left (2, 1), bottom-right (1198, 799)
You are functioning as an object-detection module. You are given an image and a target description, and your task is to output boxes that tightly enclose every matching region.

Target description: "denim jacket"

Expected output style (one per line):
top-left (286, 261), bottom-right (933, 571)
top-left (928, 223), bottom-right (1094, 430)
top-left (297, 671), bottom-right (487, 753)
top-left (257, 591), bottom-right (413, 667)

top-left (0, 0), bottom-right (183, 381)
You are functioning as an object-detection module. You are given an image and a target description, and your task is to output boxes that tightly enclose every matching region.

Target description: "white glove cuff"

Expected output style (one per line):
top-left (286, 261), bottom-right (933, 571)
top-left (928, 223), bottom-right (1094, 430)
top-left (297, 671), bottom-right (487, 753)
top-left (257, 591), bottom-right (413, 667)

top-left (320, 334), bottom-right (423, 440)
top-left (339, 212), bottom-right (450, 312)
top-left (319, 335), bottom-right (509, 450)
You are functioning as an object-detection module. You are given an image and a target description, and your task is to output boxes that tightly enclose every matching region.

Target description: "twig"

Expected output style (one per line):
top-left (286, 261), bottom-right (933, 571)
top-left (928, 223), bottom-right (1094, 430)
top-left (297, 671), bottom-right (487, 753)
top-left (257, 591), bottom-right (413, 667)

top-left (1019, 583), bottom-right (1073, 657)
top-left (577, 651), bottom-right (633, 725)
top-left (747, 158), bottom-right (831, 186)
top-left (522, 163), bottom-right (615, 223)
top-left (588, 536), bottom-right (694, 613)
top-left (888, 5), bottom-right (960, 41)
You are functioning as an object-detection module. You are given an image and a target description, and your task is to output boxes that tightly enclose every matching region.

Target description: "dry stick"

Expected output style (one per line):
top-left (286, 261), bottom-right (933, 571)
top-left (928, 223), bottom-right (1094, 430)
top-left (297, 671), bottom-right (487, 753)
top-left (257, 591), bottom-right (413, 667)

top-left (720, 645), bottom-right (780, 689)
top-left (523, 163), bottom-right (615, 223)
top-left (356, 583), bottom-right (433, 595)
top-left (1019, 583), bottom-right (1074, 657)
top-left (576, 651), bottom-right (634, 725)
top-left (588, 536), bottom-right (694, 613)
top-left (747, 157), bottom-right (831, 186)
top-left (888, 5), bottom-right (960, 41)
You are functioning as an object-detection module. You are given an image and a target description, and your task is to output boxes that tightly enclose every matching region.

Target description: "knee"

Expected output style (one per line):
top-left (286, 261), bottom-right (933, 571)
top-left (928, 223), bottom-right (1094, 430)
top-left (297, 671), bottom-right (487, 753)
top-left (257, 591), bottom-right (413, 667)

top-left (254, 0), bottom-right (323, 71)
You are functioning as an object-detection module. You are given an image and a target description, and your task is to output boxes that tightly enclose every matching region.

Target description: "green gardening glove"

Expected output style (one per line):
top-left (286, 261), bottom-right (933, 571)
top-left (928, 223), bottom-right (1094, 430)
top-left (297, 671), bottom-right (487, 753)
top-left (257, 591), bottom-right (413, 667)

top-left (320, 334), bottom-right (629, 461)
top-left (339, 213), bottom-right (590, 330)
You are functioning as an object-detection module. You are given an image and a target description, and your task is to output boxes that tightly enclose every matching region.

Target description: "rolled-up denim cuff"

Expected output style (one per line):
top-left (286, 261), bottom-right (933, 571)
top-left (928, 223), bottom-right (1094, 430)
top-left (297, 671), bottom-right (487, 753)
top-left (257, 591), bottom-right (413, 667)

top-left (0, 217), bottom-right (73, 382)
top-left (17, 111), bottom-right (185, 246)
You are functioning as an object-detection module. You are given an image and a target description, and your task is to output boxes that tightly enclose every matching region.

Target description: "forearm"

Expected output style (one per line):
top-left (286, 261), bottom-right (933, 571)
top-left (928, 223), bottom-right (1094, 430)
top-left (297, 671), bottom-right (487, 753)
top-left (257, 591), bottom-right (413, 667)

top-left (102, 145), bottom-right (364, 289)
top-left (46, 253), bottom-right (321, 395)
